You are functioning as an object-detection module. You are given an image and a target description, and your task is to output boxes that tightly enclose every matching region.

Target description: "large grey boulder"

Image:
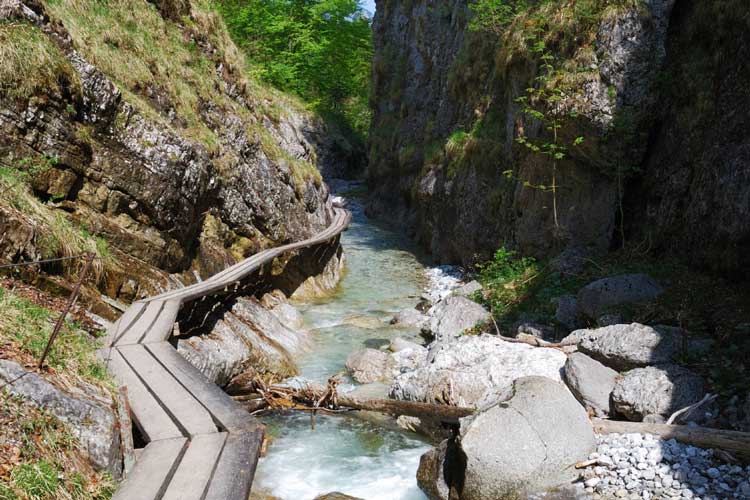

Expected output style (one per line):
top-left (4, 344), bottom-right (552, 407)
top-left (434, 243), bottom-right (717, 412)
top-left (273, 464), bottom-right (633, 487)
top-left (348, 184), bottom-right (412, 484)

top-left (426, 296), bottom-right (490, 341)
top-left (0, 360), bottom-right (120, 474)
top-left (346, 348), bottom-right (393, 384)
top-left (389, 308), bottom-right (429, 330)
top-left (571, 322), bottom-right (710, 371)
top-left (611, 365), bottom-right (705, 422)
top-left (390, 335), bottom-right (567, 407)
top-left (346, 344), bottom-right (428, 384)
top-left (555, 295), bottom-right (580, 331)
top-left (459, 377), bottom-right (596, 500)
top-left (564, 352), bottom-right (619, 417)
top-left (178, 297), bottom-right (308, 385)
top-left (577, 274), bottom-right (664, 319)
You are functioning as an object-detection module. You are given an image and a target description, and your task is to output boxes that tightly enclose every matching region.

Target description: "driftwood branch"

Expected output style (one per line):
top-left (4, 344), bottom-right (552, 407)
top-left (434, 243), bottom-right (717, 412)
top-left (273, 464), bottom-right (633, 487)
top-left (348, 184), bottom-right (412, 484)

top-left (666, 393), bottom-right (717, 425)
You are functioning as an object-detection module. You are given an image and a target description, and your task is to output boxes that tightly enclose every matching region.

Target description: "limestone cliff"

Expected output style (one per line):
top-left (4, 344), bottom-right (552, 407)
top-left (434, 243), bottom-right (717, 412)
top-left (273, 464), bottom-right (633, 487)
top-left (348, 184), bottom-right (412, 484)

top-left (368, 0), bottom-right (750, 277)
top-left (0, 0), bottom-right (350, 314)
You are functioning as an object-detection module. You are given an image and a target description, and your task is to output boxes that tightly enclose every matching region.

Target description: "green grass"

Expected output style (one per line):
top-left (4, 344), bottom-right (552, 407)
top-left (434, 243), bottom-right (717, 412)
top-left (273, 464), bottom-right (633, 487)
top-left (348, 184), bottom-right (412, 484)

top-left (0, 21), bottom-right (80, 100)
top-left (1, 396), bottom-right (114, 500)
top-left (0, 286), bottom-right (113, 388)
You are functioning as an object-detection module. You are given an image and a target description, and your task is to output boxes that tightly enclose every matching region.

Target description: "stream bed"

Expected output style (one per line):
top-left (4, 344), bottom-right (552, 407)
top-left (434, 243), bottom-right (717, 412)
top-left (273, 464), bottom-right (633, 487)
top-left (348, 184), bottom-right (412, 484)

top-left (252, 190), bottom-right (433, 500)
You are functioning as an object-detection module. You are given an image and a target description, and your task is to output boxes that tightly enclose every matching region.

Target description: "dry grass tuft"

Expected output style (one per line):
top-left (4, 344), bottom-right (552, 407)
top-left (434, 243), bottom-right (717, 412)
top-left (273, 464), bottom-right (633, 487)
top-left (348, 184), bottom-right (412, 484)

top-left (0, 21), bottom-right (80, 100)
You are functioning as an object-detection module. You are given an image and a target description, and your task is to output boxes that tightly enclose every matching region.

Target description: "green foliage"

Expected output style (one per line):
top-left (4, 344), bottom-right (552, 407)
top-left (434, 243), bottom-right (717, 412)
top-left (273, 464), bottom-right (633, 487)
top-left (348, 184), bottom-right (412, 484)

top-left (474, 247), bottom-right (540, 319)
top-left (468, 0), bottom-right (528, 34)
top-left (220, 0), bottom-right (373, 138)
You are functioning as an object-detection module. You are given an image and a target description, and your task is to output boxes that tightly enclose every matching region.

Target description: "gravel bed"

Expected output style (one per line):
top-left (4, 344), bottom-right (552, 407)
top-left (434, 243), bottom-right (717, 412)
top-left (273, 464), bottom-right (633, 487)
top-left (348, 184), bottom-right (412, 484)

top-left (576, 433), bottom-right (750, 500)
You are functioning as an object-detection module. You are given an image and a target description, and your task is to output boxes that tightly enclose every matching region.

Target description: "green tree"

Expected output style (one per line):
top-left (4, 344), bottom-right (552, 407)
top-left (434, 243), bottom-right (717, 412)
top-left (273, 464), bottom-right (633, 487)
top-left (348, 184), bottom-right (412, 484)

top-left (220, 0), bottom-right (373, 137)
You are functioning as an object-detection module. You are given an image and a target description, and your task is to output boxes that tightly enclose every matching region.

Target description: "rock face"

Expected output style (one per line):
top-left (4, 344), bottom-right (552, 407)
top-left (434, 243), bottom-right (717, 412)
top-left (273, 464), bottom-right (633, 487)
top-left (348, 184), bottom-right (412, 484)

top-left (0, 359), bottom-right (120, 474)
top-left (577, 274), bottom-right (664, 319)
top-left (611, 365), bottom-right (705, 422)
top-left (0, 0), bottom-right (344, 302)
top-left (426, 296), bottom-right (490, 341)
top-left (572, 323), bottom-right (709, 371)
top-left (368, 0), bottom-right (750, 277)
top-left (390, 335), bottom-right (567, 407)
top-left (178, 297), bottom-right (308, 385)
top-left (458, 377), bottom-right (596, 500)
top-left (564, 352), bottom-right (619, 417)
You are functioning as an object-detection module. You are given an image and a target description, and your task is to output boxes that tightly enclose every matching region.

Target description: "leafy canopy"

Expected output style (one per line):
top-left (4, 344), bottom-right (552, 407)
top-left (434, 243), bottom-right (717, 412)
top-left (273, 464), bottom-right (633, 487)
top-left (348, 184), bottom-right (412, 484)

top-left (220, 0), bottom-right (373, 137)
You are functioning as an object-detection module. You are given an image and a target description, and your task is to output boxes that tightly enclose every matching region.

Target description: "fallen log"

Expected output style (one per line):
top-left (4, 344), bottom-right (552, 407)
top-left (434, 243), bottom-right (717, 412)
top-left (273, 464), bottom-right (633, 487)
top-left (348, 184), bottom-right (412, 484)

top-left (592, 418), bottom-right (750, 460)
top-left (335, 394), bottom-right (474, 423)
top-left (240, 377), bottom-right (475, 423)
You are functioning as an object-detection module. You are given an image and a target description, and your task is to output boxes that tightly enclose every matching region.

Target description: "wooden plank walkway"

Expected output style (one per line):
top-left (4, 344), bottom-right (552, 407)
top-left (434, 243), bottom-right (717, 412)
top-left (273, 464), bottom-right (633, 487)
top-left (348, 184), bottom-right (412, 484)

top-left (102, 208), bottom-right (351, 500)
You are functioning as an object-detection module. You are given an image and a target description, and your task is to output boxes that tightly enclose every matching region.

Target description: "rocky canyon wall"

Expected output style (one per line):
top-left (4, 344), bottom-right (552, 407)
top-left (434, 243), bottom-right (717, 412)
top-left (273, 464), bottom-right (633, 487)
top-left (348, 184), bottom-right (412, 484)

top-left (0, 0), bottom-right (352, 309)
top-left (368, 0), bottom-right (750, 277)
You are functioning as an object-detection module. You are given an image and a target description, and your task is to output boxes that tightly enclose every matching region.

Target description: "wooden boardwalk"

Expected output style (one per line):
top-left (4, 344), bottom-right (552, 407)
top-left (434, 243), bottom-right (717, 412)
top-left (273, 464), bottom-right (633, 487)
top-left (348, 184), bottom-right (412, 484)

top-left (101, 208), bottom-right (351, 500)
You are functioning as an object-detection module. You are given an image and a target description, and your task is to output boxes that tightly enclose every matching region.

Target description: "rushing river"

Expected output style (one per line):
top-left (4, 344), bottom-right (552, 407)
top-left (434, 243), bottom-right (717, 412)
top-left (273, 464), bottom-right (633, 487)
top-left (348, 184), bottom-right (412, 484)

top-left (252, 186), bottom-right (432, 500)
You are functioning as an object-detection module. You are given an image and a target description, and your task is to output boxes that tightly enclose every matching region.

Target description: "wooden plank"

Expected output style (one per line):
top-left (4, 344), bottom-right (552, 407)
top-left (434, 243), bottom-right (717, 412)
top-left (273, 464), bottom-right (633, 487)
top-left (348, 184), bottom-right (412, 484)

top-left (141, 300), bottom-right (181, 344)
top-left (116, 387), bottom-right (136, 478)
top-left (593, 418), bottom-right (750, 459)
top-left (102, 302), bottom-right (147, 348)
top-left (203, 429), bottom-right (264, 500)
top-left (118, 344), bottom-right (217, 437)
top-left (115, 301), bottom-right (165, 346)
top-left (106, 349), bottom-right (182, 442)
top-left (146, 342), bottom-right (259, 433)
top-left (112, 437), bottom-right (187, 500)
top-left (162, 433), bottom-right (227, 500)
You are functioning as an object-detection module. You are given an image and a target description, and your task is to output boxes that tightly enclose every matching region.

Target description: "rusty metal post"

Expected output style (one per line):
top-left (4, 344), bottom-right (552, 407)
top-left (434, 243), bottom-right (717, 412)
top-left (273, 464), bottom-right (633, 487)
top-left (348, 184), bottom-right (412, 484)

top-left (38, 253), bottom-right (95, 369)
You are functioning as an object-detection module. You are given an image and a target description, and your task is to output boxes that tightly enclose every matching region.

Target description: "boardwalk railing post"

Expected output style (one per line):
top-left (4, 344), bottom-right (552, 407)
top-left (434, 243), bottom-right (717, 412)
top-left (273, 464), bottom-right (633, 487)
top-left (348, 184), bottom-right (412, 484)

top-left (38, 253), bottom-right (95, 369)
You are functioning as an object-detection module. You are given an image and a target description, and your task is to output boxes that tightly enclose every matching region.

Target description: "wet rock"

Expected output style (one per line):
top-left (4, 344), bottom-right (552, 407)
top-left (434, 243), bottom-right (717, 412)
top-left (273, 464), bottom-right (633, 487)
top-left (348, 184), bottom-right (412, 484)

top-left (0, 359), bottom-right (120, 474)
top-left (390, 335), bottom-right (567, 407)
top-left (269, 302), bottom-right (304, 331)
top-left (346, 348), bottom-right (393, 384)
top-left (570, 323), bottom-right (710, 371)
top-left (313, 493), bottom-right (364, 500)
top-left (417, 440), bottom-right (451, 500)
top-left (564, 352), bottom-right (619, 417)
top-left (389, 337), bottom-right (424, 352)
top-left (577, 274), bottom-right (664, 320)
top-left (459, 377), bottom-right (596, 500)
top-left (178, 297), bottom-right (307, 385)
top-left (426, 296), bottom-right (490, 341)
top-left (342, 314), bottom-right (385, 330)
top-left (390, 308), bottom-right (429, 330)
top-left (612, 365), bottom-right (705, 422)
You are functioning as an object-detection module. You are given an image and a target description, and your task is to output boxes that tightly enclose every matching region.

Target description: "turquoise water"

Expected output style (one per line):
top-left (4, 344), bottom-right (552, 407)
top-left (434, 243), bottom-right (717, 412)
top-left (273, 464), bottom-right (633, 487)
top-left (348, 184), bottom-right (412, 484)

top-left (252, 194), bottom-right (431, 500)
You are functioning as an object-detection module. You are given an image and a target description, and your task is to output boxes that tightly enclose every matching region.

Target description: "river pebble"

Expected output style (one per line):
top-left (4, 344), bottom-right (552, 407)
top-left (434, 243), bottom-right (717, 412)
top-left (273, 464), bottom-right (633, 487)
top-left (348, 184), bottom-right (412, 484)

top-left (577, 433), bottom-right (750, 500)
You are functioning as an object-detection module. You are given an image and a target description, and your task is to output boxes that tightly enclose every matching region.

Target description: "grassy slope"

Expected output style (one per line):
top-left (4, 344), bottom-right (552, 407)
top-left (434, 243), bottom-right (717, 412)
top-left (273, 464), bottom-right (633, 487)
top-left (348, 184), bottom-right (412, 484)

top-left (42, 0), bottom-right (321, 187)
top-left (0, 279), bottom-right (114, 500)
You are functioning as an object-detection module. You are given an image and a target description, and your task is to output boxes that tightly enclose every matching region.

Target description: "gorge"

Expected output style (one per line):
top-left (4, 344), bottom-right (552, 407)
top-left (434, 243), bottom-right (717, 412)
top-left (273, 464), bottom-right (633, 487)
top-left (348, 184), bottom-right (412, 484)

top-left (0, 0), bottom-right (749, 500)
